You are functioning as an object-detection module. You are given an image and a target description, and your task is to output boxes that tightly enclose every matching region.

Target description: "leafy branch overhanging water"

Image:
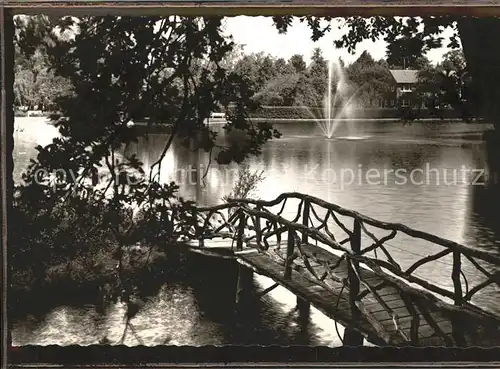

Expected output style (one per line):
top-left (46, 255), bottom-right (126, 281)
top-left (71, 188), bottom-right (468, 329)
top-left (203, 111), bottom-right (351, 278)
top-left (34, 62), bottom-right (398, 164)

top-left (12, 16), bottom-right (282, 342)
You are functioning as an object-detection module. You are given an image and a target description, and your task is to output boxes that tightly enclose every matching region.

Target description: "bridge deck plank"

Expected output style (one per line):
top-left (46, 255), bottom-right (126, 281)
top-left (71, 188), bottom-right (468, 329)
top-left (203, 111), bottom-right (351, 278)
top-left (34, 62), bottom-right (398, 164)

top-left (237, 242), bottom-right (500, 347)
top-left (238, 250), bottom-right (396, 346)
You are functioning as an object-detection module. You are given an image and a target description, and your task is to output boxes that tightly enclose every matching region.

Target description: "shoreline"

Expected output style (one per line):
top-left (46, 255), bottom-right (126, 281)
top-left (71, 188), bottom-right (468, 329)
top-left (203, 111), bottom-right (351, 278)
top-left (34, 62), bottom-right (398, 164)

top-left (14, 115), bottom-right (482, 127)
top-left (251, 117), bottom-right (467, 122)
top-left (203, 117), bottom-right (476, 124)
top-left (10, 245), bottom-right (169, 317)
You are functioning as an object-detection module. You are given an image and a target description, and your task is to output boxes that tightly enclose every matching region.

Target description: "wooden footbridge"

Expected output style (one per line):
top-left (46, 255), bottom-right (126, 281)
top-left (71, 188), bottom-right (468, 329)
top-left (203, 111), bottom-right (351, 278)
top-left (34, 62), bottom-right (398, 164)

top-left (171, 192), bottom-right (500, 347)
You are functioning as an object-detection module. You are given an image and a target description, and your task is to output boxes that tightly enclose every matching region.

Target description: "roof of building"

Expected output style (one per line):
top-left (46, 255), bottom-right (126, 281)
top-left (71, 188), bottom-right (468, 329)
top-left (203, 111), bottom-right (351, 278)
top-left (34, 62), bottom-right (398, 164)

top-left (389, 69), bottom-right (419, 84)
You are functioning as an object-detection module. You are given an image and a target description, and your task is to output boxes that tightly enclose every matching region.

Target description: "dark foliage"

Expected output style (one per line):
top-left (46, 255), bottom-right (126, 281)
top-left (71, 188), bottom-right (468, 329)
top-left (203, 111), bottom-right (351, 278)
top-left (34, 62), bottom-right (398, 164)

top-left (12, 16), bottom-right (281, 330)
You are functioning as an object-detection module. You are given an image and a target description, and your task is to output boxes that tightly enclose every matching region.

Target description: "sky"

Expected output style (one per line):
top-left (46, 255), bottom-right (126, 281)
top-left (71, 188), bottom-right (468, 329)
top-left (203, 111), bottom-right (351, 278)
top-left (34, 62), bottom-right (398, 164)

top-left (223, 16), bottom-right (456, 66)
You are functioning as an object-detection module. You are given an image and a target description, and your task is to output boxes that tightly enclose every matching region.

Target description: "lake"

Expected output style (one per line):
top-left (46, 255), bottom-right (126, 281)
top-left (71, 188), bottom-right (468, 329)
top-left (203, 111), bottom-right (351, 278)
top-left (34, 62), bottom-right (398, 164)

top-left (11, 117), bottom-right (500, 346)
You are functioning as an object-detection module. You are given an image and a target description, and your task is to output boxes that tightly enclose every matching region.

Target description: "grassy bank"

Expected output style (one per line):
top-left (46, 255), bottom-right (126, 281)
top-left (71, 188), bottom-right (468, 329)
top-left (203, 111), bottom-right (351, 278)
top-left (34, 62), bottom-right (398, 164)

top-left (15, 106), bottom-right (461, 123)
top-left (228, 106), bottom-right (460, 120)
top-left (11, 244), bottom-right (168, 315)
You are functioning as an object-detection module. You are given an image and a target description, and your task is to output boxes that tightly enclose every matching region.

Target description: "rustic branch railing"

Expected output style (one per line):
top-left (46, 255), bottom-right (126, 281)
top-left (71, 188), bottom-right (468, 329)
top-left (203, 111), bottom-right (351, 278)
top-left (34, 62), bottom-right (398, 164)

top-left (181, 192), bottom-right (500, 326)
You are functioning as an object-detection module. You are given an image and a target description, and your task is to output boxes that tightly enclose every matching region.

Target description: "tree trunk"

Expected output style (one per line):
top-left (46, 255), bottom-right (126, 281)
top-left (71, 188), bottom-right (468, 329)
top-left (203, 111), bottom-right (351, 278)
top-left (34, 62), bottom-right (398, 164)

top-left (457, 18), bottom-right (500, 129)
top-left (458, 18), bottom-right (500, 177)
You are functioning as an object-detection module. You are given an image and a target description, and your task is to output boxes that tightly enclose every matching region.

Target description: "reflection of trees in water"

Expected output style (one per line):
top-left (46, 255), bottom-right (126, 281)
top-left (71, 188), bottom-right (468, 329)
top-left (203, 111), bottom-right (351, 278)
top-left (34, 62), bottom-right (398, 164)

top-left (186, 253), bottom-right (322, 346)
top-left (461, 142), bottom-right (500, 316)
top-left (229, 295), bottom-right (317, 346)
top-left (469, 138), bottom-right (500, 252)
top-left (12, 252), bottom-right (190, 330)
top-left (468, 181), bottom-right (500, 252)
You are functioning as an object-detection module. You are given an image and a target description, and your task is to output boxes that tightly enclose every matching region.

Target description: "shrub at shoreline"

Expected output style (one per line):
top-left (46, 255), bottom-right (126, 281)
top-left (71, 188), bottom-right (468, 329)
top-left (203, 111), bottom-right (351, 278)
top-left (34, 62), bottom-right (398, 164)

top-left (239, 105), bottom-right (462, 120)
top-left (14, 106), bottom-right (463, 122)
top-left (11, 242), bottom-right (168, 314)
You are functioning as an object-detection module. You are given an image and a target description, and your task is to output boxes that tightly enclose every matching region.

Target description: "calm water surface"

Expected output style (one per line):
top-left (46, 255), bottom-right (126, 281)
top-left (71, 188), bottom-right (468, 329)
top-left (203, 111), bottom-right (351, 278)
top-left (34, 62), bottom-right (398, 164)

top-left (11, 117), bottom-right (500, 346)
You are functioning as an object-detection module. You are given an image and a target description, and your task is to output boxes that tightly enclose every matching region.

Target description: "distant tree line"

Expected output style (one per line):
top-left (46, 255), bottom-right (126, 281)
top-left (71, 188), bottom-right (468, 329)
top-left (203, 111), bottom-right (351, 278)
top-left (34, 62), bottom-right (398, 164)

top-left (13, 15), bottom-right (469, 117)
top-left (414, 49), bottom-right (474, 121)
top-left (13, 16), bottom-right (74, 111)
top-left (228, 47), bottom-right (470, 113)
top-left (228, 48), bottom-right (396, 109)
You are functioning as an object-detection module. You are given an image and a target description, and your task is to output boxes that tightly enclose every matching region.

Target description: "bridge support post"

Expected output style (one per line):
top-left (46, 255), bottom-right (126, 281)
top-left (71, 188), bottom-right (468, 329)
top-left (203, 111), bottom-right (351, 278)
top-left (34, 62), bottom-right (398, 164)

top-left (284, 229), bottom-right (295, 279)
top-left (235, 263), bottom-right (254, 310)
top-left (192, 207), bottom-right (204, 248)
top-left (302, 200), bottom-right (310, 244)
top-left (343, 327), bottom-right (364, 346)
top-left (451, 251), bottom-right (466, 347)
top-left (343, 217), bottom-right (364, 346)
top-left (296, 296), bottom-right (310, 323)
top-left (236, 209), bottom-right (246, 251)
top-left (255, 206), bottom-right (262, 249)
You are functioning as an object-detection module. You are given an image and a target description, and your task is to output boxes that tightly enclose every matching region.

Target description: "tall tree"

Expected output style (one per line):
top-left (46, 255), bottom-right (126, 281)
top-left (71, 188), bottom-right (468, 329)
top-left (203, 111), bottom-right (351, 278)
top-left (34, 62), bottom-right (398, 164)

top-left (386, 30), bottom-right (430, 69)
top-left (354, 50), bottom-right (376, 67)
top-left (274, 57), bottom-right (295, 75)
top-left (232, 52), bottom-right (278, 97)
top-left (254, 56), bottom-right (298, 106)
top-left (289, 54), bottom-right (307, 74)
top-left (307, 47), bottom-right (329, 105)
top-left (417, 48), bottom-right (474, 120)
top-left (13, 16), bottom-right (281, 289)
top-left (441, 49), bottom-right (466, 72)
top-left (14, 16), bottom-right (73, 110)
top-left (347, 51), bottom-right (393, 107)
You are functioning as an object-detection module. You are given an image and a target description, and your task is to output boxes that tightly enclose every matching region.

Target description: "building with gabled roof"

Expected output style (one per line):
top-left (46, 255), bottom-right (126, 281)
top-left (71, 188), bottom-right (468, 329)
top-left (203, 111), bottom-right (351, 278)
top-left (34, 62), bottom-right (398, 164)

top-left (389, 69), bottom-right (419, 84)
top-left (389, 69), bottom-right (420, 107)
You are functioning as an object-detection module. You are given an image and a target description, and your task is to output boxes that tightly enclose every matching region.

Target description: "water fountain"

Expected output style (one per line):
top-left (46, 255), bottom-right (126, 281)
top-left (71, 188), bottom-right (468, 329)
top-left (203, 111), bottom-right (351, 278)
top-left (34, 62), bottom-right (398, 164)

top-left (306, 59), bottom-right (362, 140)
